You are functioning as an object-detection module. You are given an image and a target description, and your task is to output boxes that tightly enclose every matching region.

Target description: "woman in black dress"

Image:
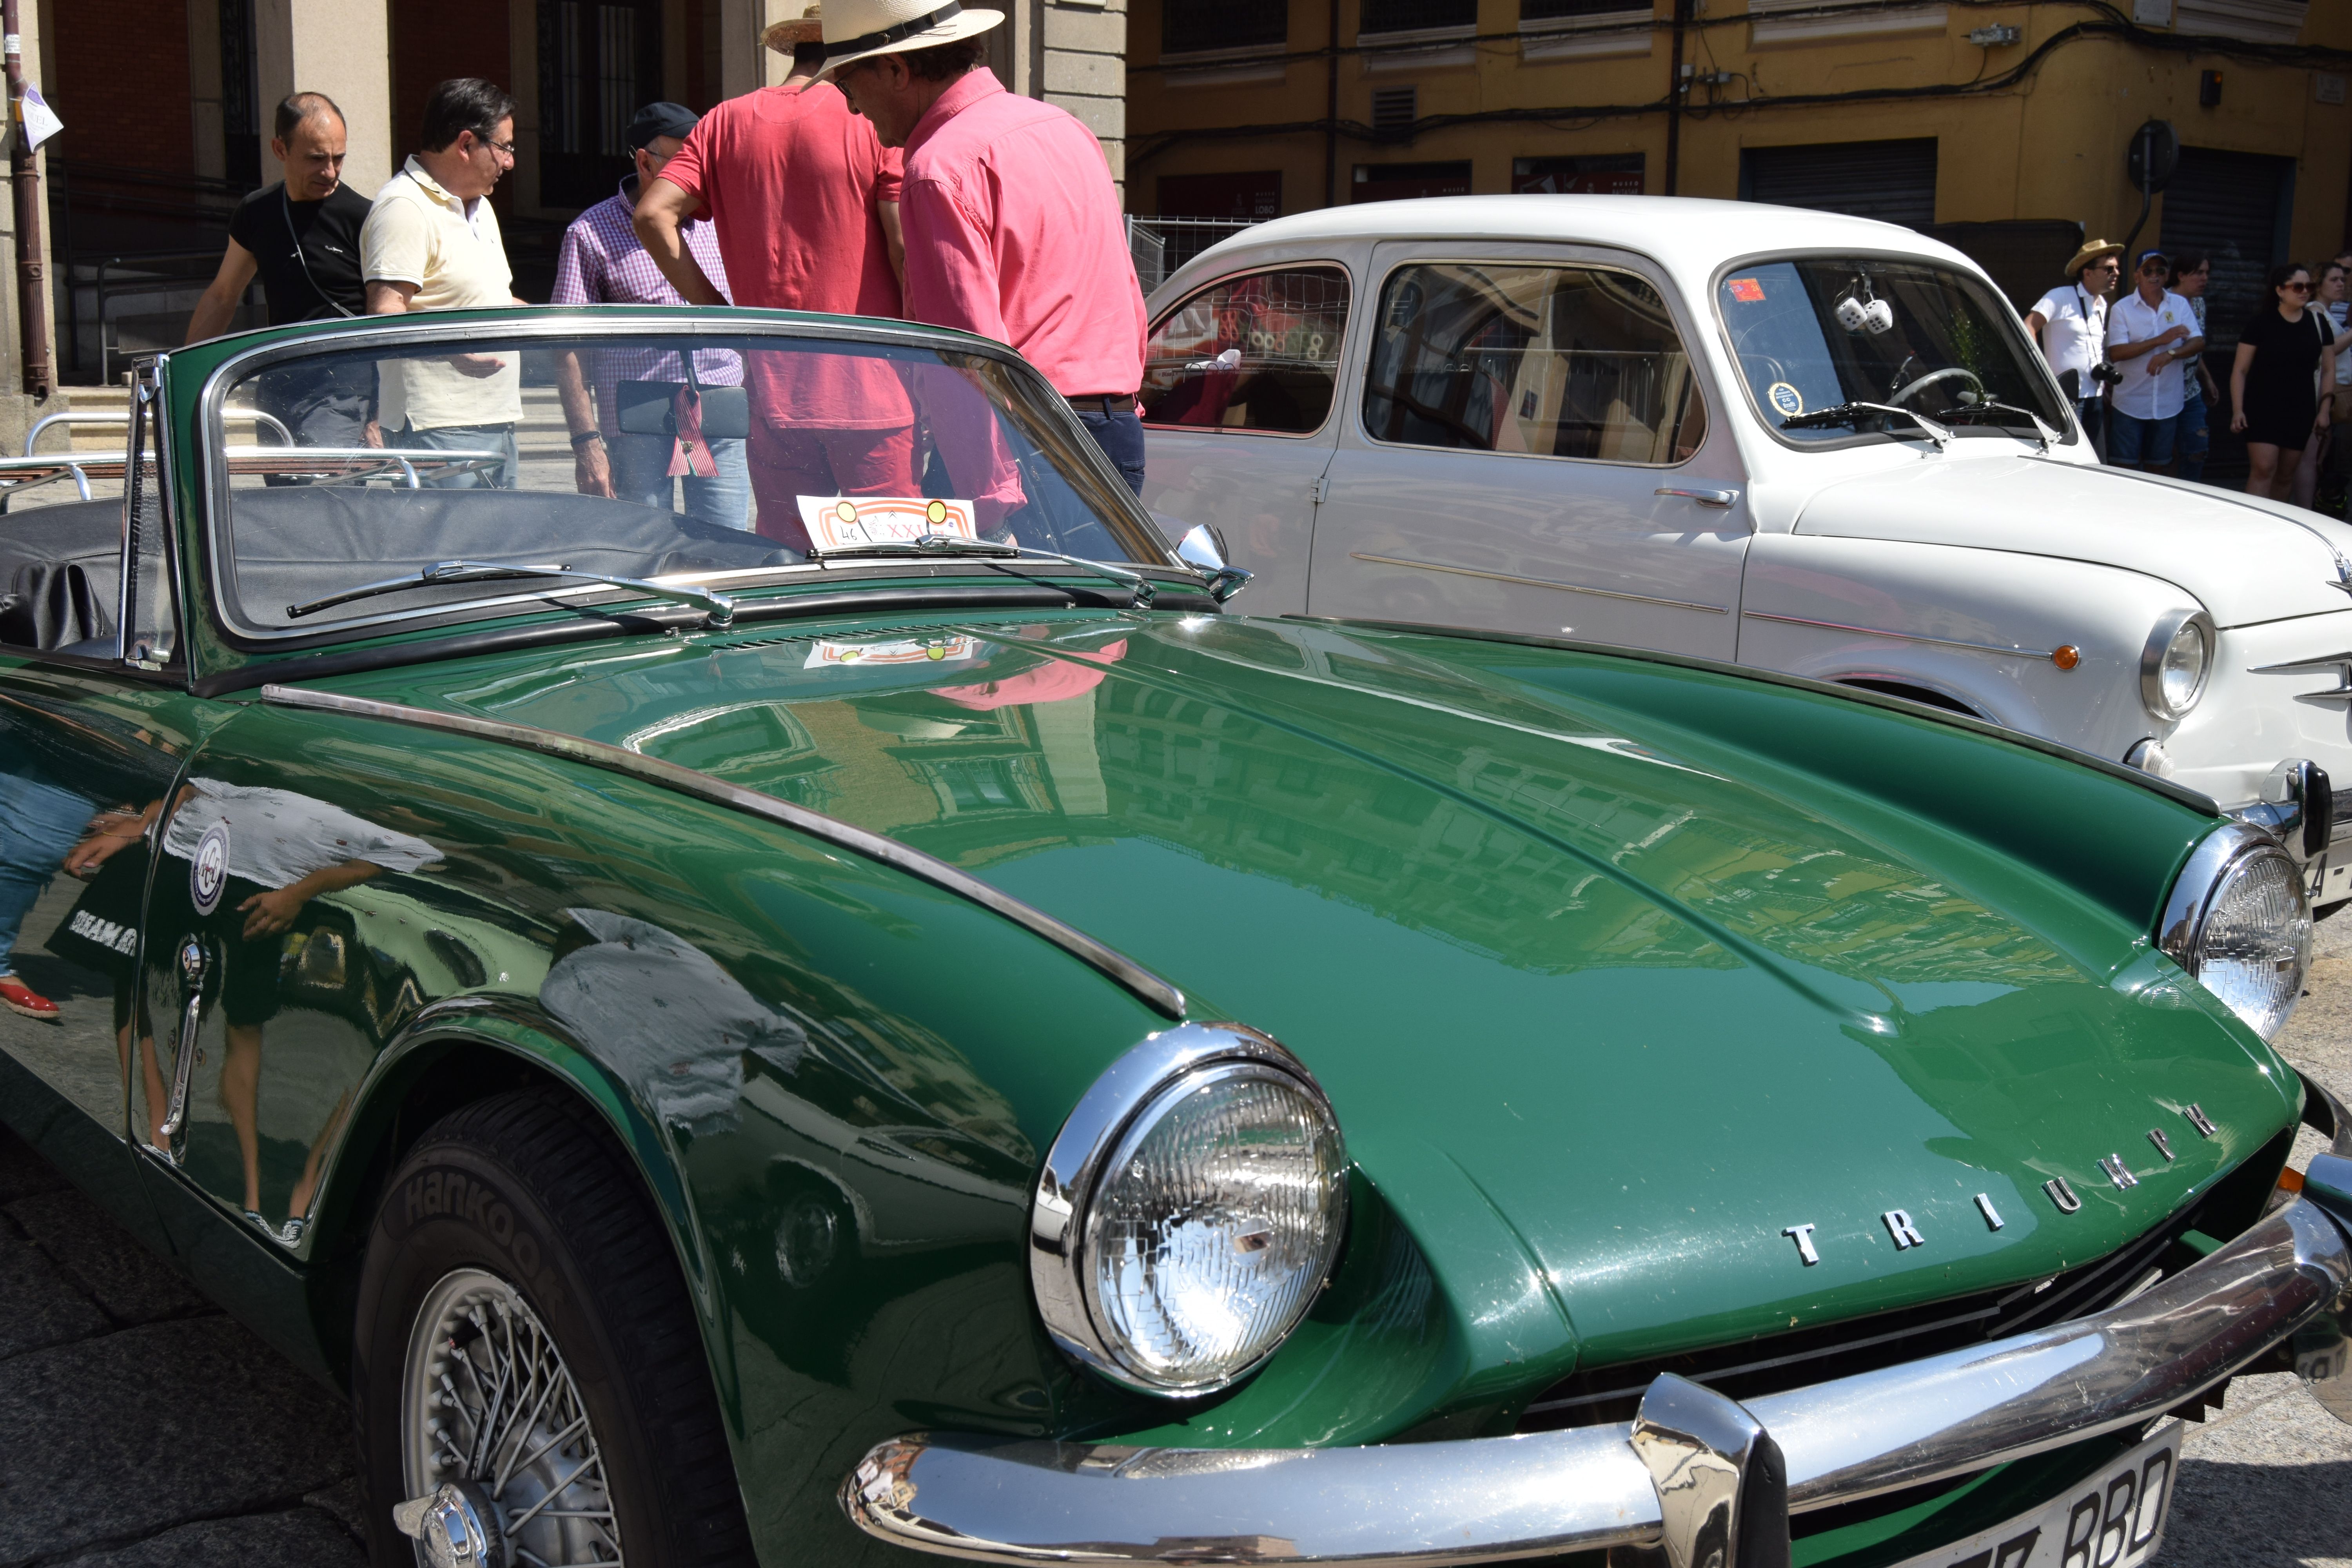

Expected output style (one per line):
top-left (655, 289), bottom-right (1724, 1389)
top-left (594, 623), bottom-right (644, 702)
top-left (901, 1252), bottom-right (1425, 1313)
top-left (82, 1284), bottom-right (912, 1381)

top-left (2232, 262), bottom-right (2337, 500)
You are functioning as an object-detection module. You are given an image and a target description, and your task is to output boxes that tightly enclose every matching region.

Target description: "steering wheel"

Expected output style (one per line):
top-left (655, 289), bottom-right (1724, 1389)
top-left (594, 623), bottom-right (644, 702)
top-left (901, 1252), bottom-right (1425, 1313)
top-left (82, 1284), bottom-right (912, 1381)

top-left (1888, 364), bottom-right (1984, 408)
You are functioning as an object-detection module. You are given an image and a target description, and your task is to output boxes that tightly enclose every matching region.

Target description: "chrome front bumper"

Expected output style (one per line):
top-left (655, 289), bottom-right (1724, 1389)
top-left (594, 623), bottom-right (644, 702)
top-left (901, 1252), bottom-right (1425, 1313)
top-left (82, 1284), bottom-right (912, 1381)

top-left (844, 1152), bottom-right (2352, 1568)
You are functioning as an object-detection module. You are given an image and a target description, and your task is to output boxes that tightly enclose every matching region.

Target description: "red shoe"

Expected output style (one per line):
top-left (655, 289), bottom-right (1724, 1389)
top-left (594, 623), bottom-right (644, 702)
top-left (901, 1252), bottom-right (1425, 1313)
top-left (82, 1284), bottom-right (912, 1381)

top-left (0, 975), bottom-right (60, 1021)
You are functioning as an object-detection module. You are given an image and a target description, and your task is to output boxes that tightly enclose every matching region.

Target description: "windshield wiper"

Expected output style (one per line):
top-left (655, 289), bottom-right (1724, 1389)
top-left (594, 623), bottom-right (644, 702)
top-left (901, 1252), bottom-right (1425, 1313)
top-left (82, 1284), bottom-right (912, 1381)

top-left (1780, 401), bottom-right (1951, 450)
top-left (1933, 399), bottom-right (2060, 452)
top-left (286, 559), bottom-right (737, 626)
top-left (808, 532), bottom-right (1163, 610)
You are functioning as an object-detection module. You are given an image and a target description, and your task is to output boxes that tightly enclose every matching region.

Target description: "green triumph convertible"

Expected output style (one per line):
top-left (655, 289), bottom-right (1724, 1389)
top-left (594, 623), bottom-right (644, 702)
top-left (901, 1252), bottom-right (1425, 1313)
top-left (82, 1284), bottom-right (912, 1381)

top-left (4, 307), bottom-right (2352, 1568)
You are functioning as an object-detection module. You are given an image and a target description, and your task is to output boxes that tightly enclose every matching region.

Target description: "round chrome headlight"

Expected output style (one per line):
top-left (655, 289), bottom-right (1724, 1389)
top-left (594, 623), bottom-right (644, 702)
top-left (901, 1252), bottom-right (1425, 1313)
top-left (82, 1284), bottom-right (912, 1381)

top-left (1030, 1025), bottom-right (1348, 1396)
top-left (2160, 826), bottom-right (2312, 1040)
top-left (2141, 610), bottom-right (2214, 720)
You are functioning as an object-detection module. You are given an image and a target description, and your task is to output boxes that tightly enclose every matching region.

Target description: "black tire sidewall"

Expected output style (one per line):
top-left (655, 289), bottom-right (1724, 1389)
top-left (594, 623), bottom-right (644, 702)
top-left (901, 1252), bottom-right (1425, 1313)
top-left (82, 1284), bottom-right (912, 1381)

top-left (355, 1134), bottom-right (672, 1566)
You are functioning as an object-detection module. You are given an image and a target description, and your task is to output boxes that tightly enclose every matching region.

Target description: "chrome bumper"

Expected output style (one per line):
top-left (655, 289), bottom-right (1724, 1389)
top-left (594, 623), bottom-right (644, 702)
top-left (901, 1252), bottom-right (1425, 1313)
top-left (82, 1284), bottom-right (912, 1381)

top-left (844, 1155), bottom-right (2352, 1568)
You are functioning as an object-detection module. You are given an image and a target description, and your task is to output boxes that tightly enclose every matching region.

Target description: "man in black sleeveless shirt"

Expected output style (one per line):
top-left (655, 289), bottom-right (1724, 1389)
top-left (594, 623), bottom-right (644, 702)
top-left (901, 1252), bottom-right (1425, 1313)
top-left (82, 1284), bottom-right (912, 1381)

top-left (188, 91), bottom-right (375, 457)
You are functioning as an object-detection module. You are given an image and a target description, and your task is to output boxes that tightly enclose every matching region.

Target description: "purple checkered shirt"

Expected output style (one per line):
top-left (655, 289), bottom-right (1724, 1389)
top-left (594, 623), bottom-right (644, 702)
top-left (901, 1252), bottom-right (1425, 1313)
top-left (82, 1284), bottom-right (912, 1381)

top-left (551, 179), bottom-right (744, 437)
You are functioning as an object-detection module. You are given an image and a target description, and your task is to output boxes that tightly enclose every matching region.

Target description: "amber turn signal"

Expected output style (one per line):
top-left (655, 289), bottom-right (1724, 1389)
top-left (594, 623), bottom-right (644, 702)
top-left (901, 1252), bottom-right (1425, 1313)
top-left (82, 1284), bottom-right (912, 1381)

top-left (2052, 644), bottom-right (2082, 670)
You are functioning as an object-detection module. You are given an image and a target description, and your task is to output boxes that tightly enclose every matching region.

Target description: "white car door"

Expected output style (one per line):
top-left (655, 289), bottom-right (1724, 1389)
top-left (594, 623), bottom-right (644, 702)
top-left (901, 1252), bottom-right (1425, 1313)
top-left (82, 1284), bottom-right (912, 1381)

top-left (1306, 242), bottom-right (1750, 659)
top-left (1140, 263), bottom-right (1354, 617)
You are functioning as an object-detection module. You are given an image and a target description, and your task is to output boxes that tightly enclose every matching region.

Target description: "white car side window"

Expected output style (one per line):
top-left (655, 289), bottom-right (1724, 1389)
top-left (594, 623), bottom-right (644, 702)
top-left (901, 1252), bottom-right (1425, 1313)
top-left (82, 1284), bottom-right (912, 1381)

top-left (1363, 262), bottom-right (1707, 466)
top-left (1141, 267), bottom-right (1352, 436)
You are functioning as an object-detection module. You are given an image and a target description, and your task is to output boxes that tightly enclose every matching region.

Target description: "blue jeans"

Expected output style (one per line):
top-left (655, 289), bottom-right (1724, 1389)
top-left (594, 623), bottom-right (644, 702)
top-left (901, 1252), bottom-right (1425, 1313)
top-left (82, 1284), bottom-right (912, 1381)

top-left (2108, 409), bottom-right (2176, 468)
top-left (398, 423), bottom-right (519, 489)
top-left (2175, 382), bottom-right (2210, 483)
top-left (0, 768), bottom-right (93, 974)
top-left (607, 432), bottom-right (752, 530)
top-left (1071, 403), bottom-right (1146, 495)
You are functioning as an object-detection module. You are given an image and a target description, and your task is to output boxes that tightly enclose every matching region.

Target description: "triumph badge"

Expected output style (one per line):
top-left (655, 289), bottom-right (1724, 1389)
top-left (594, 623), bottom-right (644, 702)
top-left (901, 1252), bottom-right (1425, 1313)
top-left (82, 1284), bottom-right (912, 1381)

top-left (190, 822), bottom-right (230, 916)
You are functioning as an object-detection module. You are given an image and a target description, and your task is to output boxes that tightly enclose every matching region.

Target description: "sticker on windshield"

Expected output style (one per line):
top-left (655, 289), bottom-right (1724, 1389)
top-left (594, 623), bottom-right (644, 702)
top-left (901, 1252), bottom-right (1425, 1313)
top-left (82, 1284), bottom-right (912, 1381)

top-left (800, 495), bottom-right (977, 553)
top-left (1766, 381), bottom-right (1805, 418)
top-left (804, 635), bottom-right (978, 669)
top-left (1727, 277), bottom-right (1766, 303)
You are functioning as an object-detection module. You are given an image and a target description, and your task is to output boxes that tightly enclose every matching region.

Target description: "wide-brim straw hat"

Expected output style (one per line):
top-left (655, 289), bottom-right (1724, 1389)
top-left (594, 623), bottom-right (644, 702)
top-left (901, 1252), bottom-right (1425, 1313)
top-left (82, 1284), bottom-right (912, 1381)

top-left (820, 0), bottom-right (1004, 77)
top-left (764, 4), bottom-right (824, 51)
top-left (2065, 238), bottom-right (2124, 278)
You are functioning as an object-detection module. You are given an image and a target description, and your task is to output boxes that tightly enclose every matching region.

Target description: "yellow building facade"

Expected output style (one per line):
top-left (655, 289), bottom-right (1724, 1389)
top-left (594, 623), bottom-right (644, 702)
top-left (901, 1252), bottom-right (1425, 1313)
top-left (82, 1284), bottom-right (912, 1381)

top-left (1129, 0), bottom-right (2352, 315)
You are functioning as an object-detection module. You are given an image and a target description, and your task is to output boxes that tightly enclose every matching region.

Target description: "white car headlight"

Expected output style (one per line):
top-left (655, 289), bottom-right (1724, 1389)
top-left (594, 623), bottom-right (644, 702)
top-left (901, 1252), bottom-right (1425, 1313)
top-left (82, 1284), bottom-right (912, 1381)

top-left (2141, 609), bottom-right (2214, 720)
top-left (1030, 1024), bottom-right (1348, 1395)
top-left (2160, 825), bottom-right (2312, 1040)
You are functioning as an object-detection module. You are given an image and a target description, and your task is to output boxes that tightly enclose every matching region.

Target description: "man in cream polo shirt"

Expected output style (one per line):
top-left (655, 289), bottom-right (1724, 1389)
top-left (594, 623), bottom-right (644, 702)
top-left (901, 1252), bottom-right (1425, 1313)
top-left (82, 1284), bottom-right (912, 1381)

top-left (361, 78), bottom-right (529, 487)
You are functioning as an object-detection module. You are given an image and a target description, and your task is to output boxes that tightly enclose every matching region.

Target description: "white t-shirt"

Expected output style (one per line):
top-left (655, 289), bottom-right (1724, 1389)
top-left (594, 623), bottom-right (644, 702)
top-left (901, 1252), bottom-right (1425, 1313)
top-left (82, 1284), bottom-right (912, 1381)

top-left (2107, 288), bottom-right (2200, 421)
top-left (163, 779), bottom-right (440, 890)
top-left (2031, 283), bottom-right (2108, 393)
top-left (2330, 301), bottom-right (2352, 389)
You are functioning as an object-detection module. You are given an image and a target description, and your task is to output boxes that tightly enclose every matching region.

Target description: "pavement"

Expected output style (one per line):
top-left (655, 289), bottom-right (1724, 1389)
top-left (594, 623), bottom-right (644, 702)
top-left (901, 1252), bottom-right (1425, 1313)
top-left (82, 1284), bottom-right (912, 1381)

top-left (3, 918), bottom-right (2352, 1564)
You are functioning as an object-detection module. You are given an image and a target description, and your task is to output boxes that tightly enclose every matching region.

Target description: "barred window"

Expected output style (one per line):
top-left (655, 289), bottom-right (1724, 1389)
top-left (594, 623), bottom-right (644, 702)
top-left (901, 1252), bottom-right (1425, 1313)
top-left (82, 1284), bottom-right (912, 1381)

top-left (1163, 0), bottom-right (1289, 53)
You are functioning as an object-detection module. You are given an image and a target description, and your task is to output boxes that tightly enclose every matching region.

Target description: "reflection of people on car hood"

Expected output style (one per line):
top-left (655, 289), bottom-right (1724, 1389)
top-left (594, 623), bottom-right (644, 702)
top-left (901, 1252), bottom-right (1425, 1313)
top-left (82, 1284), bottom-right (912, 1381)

top-left (162, 778), bottom-right (440, 882)
top-left (931, 639), bottom-right (1126, 711)
top-left (541, 909), bottom-right (806, 1134)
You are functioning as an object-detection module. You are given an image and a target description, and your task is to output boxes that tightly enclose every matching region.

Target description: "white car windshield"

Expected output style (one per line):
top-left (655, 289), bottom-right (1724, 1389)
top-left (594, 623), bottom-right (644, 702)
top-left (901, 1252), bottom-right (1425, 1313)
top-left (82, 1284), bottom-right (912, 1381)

top-left (1717, 258), bottom-right (2069, 445)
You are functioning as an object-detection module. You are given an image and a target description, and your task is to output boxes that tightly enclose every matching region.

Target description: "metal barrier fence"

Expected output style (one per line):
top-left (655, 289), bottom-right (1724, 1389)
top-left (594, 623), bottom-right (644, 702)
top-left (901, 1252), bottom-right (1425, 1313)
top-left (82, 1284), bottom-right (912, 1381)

top-left (1127, 217), bottom-right (1261, 294)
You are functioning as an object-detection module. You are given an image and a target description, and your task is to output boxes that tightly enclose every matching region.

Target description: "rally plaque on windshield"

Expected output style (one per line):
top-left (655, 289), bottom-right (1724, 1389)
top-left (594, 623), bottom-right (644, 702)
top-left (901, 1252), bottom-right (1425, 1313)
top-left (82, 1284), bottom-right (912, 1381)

top-left (798, 496), bottom-right (979, 553)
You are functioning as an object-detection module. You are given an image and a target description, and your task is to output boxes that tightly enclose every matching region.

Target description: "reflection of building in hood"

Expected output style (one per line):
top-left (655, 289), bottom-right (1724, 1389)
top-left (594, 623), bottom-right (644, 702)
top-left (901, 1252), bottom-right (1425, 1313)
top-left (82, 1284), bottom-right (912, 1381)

top-left (541, 909), bottom-right (806, 1135)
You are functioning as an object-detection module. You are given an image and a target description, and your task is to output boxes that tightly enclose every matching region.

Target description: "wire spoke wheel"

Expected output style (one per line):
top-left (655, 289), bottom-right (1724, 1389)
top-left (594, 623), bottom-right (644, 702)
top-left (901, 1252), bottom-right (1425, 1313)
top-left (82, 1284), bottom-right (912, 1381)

top-left (403, 1268), bottom-right (624, 1568)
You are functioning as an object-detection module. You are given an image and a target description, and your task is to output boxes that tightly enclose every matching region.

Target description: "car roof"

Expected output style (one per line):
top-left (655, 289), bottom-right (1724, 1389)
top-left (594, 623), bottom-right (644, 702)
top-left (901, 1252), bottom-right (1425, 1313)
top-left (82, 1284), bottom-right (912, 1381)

top-left (1180, 195), bottom-right (1982, 278)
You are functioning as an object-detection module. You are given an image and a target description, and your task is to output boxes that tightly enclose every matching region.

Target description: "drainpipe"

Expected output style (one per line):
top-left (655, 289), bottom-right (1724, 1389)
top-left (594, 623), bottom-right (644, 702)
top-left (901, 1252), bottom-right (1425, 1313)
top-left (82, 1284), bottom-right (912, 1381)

top-left (1324, 0), bottom-right (1340, 209)
top-left (4, 0), bottom-right (49, 399)
top-left (1664, 0), bottom-right (1689, 196)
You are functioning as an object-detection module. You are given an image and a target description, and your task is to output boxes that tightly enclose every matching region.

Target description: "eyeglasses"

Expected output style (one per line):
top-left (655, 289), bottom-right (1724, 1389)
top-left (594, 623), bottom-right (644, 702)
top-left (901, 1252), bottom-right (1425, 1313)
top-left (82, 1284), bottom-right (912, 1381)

top-left (472, 133), bottom-right (517, 160)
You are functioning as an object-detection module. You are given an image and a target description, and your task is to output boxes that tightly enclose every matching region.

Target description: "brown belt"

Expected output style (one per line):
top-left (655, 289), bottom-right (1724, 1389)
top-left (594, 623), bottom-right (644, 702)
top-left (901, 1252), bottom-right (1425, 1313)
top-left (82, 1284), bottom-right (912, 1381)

top-left (1067, 394), bottom-right (1137, 415)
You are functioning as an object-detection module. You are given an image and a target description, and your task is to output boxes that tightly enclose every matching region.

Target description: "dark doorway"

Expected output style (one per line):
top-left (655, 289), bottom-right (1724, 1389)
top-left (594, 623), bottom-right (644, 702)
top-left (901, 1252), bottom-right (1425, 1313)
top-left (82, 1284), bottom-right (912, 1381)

top-left (220, 0), bottom-right (261, 188)
top-left (1158, 171), bottom-right (1283, 220)
top-left (1741, 140), bottom-right (1938, 230)
top-left (1512, 154), bottom-right (1644, 195)
top-left (2161, 147), bottom-right (2297, 487)
top-left (538, 0), bottom-right (666, 211)
top-left (1352, 161), bottom-right (1472, 203)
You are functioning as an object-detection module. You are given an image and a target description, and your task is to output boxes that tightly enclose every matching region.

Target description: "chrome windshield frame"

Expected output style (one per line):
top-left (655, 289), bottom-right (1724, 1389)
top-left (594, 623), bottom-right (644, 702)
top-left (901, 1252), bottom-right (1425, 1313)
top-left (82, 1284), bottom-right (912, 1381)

top-left (1708, 247), bottom-right (2079, 455)
top-left (191, 310), bottom-right (1182, 649)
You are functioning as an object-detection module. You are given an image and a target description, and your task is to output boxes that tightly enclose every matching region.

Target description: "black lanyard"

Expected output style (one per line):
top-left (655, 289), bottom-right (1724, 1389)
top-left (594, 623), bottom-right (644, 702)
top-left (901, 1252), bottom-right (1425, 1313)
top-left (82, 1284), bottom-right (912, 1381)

top-left (282, 189), bottom-right (357, 320)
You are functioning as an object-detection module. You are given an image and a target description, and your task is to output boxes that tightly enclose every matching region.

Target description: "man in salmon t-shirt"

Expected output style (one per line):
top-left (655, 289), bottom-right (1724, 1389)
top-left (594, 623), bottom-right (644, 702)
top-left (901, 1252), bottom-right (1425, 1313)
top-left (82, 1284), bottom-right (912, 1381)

top-left (635, 4), bottom-right (913, 549)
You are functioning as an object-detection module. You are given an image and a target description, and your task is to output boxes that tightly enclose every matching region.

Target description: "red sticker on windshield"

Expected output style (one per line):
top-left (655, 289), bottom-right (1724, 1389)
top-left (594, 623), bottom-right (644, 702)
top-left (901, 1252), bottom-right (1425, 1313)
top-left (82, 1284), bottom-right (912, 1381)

top-left (1728, 278), bottom-right (1766, 302)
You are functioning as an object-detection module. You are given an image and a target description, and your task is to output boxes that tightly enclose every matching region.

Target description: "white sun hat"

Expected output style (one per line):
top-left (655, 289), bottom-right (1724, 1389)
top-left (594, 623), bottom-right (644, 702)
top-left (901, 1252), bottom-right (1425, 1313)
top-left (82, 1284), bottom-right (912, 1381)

top-left (820, 0), bottom-right (1004, 76)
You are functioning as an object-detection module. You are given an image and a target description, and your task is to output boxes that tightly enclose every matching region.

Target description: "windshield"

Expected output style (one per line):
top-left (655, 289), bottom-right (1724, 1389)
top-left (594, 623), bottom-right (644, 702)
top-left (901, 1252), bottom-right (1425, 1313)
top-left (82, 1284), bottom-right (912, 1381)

top-left (1716, 257), bottom-right (2068, 444)
top-left (211, 327), bottom-right (1171, 635)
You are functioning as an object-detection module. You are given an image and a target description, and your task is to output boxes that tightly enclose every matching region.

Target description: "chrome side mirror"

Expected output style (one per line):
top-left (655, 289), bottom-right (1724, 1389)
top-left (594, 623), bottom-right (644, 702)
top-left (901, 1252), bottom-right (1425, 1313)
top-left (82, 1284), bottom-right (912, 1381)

top-left (1176, 524), bottom-right (1228, 572)
top-left (1176, 524), bottom-right (1253, 605)
top-left (2240, 758), bottom-right (2334, 863)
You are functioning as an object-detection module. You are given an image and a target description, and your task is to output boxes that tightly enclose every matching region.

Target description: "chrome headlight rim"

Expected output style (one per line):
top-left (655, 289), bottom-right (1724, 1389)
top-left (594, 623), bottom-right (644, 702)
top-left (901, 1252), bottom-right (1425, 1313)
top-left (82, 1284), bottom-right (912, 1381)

top-left (2140, 608), bottom-right (2215, 721)
top-left (1029, 1022), bottom-right (1347, 1397)
top-left (2158, 822), bottom-right (2312, 1038)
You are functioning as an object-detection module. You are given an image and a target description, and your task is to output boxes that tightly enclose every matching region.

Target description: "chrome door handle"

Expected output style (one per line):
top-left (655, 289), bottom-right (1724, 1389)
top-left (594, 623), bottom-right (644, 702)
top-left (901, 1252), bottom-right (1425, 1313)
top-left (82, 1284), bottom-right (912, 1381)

top-left (1655, 486), bottom-right (1739, 508)
top-left (157, 939), bottom-right (205, 1145)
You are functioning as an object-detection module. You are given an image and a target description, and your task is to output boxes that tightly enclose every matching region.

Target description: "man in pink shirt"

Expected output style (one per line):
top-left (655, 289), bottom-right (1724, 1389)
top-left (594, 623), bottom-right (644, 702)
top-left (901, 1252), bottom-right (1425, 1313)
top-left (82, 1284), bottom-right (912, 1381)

top-left (635, 7), bottom-right (915, 548)
top-left (824, 0), bottom-right (1150, 494)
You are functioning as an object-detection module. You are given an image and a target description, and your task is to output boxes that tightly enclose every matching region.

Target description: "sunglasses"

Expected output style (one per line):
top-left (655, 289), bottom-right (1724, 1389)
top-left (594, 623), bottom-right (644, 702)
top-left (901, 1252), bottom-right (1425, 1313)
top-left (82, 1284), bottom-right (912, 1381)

top-left (2284, 281), bottom-right (2313, 293)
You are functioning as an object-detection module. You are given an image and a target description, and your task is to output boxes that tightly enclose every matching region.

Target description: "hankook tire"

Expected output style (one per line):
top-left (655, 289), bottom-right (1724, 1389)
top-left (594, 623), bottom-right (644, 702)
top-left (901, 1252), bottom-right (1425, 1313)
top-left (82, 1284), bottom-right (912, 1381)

top-left (354, 1088), bottom-right (755, 1567)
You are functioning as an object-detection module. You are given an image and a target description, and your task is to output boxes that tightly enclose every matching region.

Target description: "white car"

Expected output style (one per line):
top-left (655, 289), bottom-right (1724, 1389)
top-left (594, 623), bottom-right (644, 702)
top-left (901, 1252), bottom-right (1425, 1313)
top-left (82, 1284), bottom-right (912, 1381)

top-left (1140, 195), bottom-right (2352, 904)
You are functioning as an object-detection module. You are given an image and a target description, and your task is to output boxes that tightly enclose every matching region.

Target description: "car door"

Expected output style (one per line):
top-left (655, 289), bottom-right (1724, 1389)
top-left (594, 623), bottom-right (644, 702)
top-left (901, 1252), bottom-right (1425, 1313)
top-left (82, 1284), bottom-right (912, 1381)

top-left (1307, 242), bottom-right (1750, 659)
top-left (0, 365), bottom-right (207, 1214)
top-left (1140, 261), bottom-right (1355, 617)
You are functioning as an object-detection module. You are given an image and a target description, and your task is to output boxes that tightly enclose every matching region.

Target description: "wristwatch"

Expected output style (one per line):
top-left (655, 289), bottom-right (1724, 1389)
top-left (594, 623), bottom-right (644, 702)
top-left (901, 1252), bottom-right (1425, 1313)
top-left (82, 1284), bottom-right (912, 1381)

top-left (570, 430), bottom-right (604, 450)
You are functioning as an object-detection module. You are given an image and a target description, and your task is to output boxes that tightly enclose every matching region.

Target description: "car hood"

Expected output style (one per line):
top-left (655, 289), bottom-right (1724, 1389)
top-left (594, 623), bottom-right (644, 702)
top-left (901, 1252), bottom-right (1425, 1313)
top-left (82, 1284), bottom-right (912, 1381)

top-left (1792, 453), bottom-right (2352, 626)
top-left (363, 613), bottom-right (2295, 1383)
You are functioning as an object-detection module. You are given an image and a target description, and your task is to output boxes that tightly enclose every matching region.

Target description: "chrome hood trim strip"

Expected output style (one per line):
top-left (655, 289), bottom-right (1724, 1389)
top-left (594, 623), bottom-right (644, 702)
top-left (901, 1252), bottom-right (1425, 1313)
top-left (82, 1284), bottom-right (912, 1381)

top-left (842, 1188), bottom-right (2352, 1565)
top-left (258, 683), bottom-right (1186, 1020)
